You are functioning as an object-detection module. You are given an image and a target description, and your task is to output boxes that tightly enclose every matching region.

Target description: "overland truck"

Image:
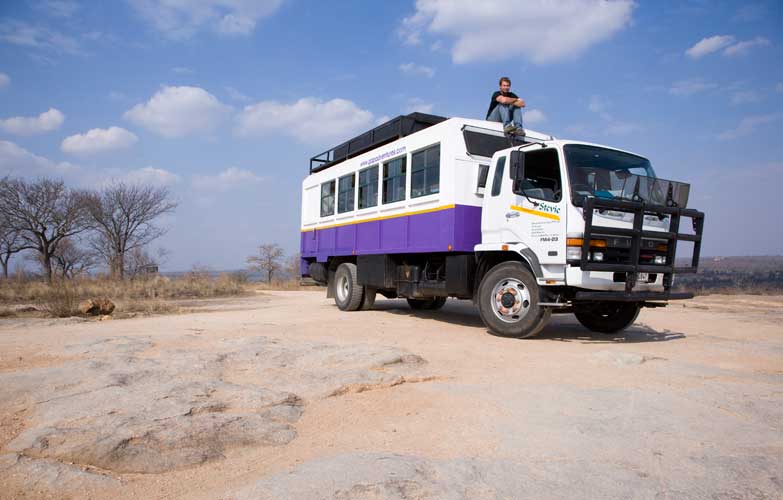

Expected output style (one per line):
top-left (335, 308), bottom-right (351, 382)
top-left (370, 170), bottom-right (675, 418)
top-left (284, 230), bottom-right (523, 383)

top-left (300, 113), bottom-right (704, 338)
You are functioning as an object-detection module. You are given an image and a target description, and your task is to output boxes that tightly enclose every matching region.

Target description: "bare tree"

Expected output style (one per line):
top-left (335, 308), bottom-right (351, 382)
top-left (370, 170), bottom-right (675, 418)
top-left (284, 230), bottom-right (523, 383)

top-left (0, 215), bottom-right (25, 279)
top-left (125, 246), bottom-right (168, 278)
top-left (0, 178), bottom-right (91, 283)
top-left (285, 252), bottom-right (301, 281)
top-left (85, 182), bottom-right (177, 279)
top-left (51, 237), bottom-right (96, 279)
top-left (247, 243), bottom-right (284, 284)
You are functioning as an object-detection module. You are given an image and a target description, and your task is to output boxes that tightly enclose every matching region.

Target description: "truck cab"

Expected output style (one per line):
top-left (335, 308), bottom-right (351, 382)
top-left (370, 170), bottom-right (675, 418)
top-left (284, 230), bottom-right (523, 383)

top-left (300, 114), bottom-right (704, 338)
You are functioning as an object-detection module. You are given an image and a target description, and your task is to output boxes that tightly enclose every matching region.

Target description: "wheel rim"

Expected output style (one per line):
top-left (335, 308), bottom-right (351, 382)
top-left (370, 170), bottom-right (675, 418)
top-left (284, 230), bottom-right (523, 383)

top-left (336, 273), bottom-right (349, 302)
top-left (490, 278), bottom-right (531, 323)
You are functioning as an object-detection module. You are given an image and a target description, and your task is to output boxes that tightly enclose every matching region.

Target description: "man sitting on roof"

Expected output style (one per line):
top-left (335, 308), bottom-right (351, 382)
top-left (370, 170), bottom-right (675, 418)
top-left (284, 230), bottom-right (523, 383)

top-left (486, 76), bottom-right (525, 135)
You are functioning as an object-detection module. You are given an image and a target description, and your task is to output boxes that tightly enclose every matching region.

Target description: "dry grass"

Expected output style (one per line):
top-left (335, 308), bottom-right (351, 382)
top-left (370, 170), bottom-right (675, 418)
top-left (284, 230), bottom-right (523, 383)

top-left (0, 271), bottom-right (249, 319)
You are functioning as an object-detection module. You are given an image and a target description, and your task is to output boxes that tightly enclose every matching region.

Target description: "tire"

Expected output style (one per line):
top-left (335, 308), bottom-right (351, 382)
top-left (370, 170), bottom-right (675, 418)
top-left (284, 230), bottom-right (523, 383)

top-left (334, 263), bottom-right (363, 311)
top-left (406, 296), bottom-right (447, 310)
top-left (360, 287), bottom-right (376, 310)
top-left (574, 302), bottom-right (641, 333)
top-left (477, 261), bottom-right (551, 338)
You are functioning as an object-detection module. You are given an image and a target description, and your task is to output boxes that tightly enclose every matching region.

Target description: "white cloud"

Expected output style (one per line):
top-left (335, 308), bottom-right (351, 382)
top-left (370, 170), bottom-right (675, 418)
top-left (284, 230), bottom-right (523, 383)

top-left (235, 97), bottom-right (374, 144)
top-left (723, 36), bottom-right (770, 57)
top-left (404, 98), bottom-right (434, 114)
top-left (35, 1), bottom-right (81, 18)
top-left (61, 126), bottom-right (139, 155)
top-left (524, 109), bottom-right (546, 124)
top-left (0, 19), bottom-right (81, 54)
top-left (124, 86), bottom-right (230, 138)
top-left (0, 140), bottom-right (77, 177)
top-left (668, 79), bottom-right (717, 96)
top-left (0, 72), bottom-right (9, 88)
top-left (122, 166), bottom-right (179, 186)
top-left (128, 0), bottom-right (283, 40)
top-left (399, 0), bottom-right (634, 64)
top-left (0, 108), bottom-right (65, 135)
top-left (718, 113), bottom-right (782, 140)
top-left (730, 90), bottom-right (761, 105)
top-left (192, 166), bottom-right (262, 192)
top-left (685, 35), bottom-right (734, 58)
top-left (225, 86), bottom-right (251, 102)
top-left (777, 83), bottom-right (783, 93)
top-left (586, 95), bottom-right (640, 136)
top-left (399, 62), bottom-right (435, 78)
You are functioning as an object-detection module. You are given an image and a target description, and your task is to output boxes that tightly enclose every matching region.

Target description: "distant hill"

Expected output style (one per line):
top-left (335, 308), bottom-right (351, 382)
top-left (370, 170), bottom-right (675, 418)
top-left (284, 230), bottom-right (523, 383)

top-left (674, 255), bottom-right (783, 294)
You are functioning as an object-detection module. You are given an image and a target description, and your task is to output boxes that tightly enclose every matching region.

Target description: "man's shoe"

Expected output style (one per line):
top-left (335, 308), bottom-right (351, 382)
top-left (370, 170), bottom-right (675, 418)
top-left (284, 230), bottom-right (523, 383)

top-left (513, 127), bottom-right (526, 136)
top-left (503, 123), bottom-right (517, 134)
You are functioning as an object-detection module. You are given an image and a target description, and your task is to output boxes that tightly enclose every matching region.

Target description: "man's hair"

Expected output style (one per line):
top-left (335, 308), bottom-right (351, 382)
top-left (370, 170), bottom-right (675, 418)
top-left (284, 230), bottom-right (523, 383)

top-left (499, 77), bottom-right (511, 86)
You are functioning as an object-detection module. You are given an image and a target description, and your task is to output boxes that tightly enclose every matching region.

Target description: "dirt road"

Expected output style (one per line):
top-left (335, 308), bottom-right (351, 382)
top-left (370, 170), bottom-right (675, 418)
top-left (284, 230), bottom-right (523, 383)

top-left (1, 292), bottom-right (781, 499)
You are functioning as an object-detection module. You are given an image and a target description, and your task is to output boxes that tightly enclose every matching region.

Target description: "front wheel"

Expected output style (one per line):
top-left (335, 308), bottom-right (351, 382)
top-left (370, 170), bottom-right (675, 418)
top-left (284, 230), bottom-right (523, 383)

top-left (574, 302), bottom-right (641, 333)
top-left (477, 261), bottom-right (551, 338)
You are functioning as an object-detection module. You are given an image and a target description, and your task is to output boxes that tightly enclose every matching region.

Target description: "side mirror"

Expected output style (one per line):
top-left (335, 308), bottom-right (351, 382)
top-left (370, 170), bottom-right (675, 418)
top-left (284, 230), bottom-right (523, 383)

top-left (510, 150), bottom-right (525, 181)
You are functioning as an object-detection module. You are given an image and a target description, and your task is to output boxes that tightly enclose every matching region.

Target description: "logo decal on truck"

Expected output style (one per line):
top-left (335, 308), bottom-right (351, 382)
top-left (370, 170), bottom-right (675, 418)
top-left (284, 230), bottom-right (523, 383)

top-left (510, 204), bottom-right (561, 221)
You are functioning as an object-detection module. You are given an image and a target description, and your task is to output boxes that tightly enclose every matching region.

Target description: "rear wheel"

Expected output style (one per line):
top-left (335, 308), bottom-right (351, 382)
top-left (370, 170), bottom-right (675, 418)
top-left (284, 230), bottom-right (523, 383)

top-left (334, 263), bottom-right (363, 311)
top-left (407, 296), bottom-right (447, 310)
top-left (574, 302), bottom-right (641, 333)
top-left (477, 261), bottom-right (551, 338)
top-left (360, 287), bottom-right (376, 310)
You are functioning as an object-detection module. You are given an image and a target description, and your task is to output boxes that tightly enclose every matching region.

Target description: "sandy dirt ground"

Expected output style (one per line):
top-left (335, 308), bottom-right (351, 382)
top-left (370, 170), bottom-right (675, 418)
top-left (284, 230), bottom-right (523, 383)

top-left (0, 291), bottom-right (781, 499)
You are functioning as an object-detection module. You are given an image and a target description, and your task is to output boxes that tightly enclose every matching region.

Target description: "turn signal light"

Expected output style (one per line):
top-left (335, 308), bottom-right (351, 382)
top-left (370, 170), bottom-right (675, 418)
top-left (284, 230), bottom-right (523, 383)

top-left (566, 238), bottom-right (607, 248)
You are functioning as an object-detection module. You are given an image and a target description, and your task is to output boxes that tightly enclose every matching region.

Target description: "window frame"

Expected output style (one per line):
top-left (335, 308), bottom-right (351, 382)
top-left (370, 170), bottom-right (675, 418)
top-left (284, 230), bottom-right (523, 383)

top-left (382, 155), bottom-right (407, 205)
top-left (358, 164), bottom-right (379, 210)
top-left (410, 143), bottom-right (440, 199)
top-left (337, 172), bottom-right (356, 214)
top-left (320, 179), bottom-right (336, 217)
top-left (511, 148), bottom-right (562, 203)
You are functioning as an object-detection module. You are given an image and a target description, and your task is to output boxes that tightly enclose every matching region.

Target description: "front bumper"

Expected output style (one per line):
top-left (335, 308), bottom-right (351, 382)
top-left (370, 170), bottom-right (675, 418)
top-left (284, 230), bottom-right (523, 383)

top-left (576, 196), bottom-right (705, 296)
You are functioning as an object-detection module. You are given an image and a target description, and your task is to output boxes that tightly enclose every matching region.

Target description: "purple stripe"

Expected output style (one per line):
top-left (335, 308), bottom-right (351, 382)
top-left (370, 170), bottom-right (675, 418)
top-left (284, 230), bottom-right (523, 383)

top-left (301, 204), bottom-right (481, 264)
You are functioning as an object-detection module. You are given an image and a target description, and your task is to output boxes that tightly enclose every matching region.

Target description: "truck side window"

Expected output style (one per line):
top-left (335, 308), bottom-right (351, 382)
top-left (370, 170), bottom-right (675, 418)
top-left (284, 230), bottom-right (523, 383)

top-left (477, 164), bottom-right (489, 189)
top-left (490, 157), bottom-right (506, 197)
top-left (514, 149), bottom-right (561, 202)
top-left (383, 156), bottom-right (406, 204)
top-left (411, 144), bottom-right (440, 198)
top-left (337, 173), bottom-right (355, 214)
top-left (320, 180), bottom-right (335, 217)
top-left (358, 165), bottom-right (378, 209)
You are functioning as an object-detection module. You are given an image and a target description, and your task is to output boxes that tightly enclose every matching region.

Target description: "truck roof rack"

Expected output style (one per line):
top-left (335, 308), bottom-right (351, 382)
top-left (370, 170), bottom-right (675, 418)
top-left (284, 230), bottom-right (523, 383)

top-left (309, 112), bottom-right (447, 173)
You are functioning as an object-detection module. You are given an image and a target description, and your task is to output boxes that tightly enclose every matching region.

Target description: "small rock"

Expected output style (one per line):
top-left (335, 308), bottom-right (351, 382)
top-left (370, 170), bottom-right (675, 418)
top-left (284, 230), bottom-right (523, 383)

top-left (99, 315), bottom-right (113, 321)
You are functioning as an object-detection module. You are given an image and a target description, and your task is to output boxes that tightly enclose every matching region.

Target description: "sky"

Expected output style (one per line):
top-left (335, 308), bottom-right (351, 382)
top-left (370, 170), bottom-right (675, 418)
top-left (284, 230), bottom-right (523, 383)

top-left (0, 0), bottom-right (781, 271)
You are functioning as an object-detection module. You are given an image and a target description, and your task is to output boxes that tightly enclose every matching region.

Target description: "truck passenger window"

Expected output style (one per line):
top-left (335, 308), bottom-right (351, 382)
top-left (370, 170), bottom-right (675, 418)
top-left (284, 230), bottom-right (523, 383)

top-left (477, 164), bottom-right (490, 189)
top-left (411, 144), bottom-right (440, 198)
top-left (513, 149), bottom-right (561, 202)
top-left (337, 173), bottom-right (355, 214)
top-left (383, 156), bottom-right (406, 204)
top-left (320, 180), bottom-right (335, 217)
top-left (490, 157), bottom-right (506, 197)
top-left (358, 165), bottom-right (378, 209)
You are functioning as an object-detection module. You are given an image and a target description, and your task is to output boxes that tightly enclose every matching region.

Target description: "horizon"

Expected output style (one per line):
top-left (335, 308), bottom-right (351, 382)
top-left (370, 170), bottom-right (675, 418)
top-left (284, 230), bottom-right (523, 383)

top-left (1, 0), bottom-right (781, 271)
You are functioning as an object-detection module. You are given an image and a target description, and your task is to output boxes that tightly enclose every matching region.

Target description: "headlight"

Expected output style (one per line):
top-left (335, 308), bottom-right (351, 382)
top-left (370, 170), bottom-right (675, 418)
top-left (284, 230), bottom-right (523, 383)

top-left (654, 255), bottom-right (666, 265)
top-left (566, 247), bottom-right (581, 260)
top-left (592, 252), bottom-right (604, 262)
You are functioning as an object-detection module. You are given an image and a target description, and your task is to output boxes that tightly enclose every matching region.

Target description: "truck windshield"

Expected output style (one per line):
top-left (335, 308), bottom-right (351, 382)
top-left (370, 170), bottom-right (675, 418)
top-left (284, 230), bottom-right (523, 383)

top-left (564, 144), bottom-right (690, 208)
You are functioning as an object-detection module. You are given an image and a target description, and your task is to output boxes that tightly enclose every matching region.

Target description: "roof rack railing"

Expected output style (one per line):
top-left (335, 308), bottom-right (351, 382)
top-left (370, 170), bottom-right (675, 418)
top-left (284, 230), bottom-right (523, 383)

top-left (309, 112), bottom-right (447, 174)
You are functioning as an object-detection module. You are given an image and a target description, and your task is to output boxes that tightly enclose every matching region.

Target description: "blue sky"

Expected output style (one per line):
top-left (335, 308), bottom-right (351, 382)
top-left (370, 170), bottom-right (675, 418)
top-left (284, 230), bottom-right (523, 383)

top-left (0, 0), bottom-right (781, 271)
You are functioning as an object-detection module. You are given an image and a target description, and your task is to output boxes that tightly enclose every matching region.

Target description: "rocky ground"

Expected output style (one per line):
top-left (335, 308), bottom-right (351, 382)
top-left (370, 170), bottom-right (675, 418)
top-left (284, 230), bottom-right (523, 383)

top-left (0, 292), bottom-right (781, 499)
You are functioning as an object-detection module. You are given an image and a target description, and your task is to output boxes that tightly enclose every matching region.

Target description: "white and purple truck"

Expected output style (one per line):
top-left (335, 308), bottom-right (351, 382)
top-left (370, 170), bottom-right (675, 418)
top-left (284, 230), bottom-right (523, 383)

top-left (300, 113), bottom-right (704, 338)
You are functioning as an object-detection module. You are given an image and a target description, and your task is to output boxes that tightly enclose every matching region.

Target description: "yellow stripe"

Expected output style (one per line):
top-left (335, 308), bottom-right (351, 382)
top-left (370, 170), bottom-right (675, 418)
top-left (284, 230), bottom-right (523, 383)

top-left (301, 204), bottom-right (457, 232)
top-left (510, 204), bottom-right (561, 221)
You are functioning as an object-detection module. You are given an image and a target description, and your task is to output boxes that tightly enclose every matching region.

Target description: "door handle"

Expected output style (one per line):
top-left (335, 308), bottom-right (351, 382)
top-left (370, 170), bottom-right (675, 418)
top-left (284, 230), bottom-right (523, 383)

top-left (505, 212), bottom-right (520, 219)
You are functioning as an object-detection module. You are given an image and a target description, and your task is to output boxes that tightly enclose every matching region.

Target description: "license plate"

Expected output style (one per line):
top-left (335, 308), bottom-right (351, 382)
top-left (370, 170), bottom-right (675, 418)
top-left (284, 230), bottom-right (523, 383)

top-left (637, 272), bottom-right (649, 282)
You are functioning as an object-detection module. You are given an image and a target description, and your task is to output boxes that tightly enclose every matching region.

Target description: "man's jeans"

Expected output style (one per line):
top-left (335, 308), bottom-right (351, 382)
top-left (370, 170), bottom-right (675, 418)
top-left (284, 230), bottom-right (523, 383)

top-left (488, 104), bottom-right (523, 128)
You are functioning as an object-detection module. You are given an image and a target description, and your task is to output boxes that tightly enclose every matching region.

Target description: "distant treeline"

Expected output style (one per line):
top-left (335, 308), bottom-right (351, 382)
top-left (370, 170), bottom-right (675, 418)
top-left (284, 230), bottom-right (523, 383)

top-left (674, 256), bottom-right (783, 294)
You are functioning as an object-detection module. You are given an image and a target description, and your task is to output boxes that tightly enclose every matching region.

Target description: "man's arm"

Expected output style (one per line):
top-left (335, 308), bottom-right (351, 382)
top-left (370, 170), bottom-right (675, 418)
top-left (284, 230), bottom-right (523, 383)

top-left (495, 94), bottom-right (525, 107)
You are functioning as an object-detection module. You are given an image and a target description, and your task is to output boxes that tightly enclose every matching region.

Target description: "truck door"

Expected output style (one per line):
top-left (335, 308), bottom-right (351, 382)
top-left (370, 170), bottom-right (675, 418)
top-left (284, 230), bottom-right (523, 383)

top-left (483, 148), bottom-right (566, 265)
